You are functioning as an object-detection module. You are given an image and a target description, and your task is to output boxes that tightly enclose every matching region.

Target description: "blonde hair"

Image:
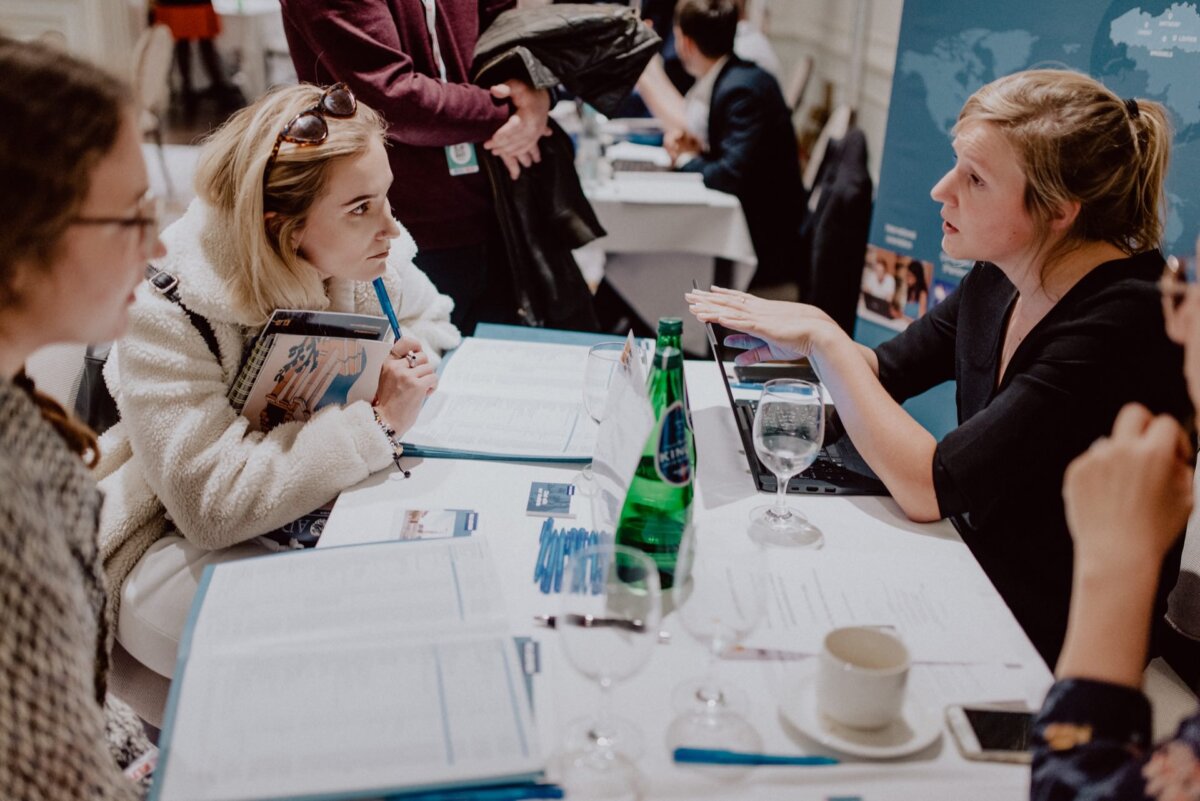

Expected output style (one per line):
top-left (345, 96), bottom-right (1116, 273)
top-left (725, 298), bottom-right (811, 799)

top-left (955, 69), bottom-right (1171, 265)
top-left (194, 84), bottom-right (388, 324)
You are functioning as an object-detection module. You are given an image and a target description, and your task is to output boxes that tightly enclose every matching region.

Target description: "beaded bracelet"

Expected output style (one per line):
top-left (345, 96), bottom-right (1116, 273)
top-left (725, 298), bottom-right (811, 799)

top-left (372, 406), bottom-right (410, 478)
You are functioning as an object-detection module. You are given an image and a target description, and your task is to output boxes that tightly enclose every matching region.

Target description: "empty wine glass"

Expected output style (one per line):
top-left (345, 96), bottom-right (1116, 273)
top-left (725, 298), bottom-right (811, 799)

top-left (750, 379), bottom-right (825, 548)
top-left (667, 520), bottom-right (767, 753)
top-left (576, 341), bottom-right (627, 494)
top-left (555, 542), bottom-right (661, 800)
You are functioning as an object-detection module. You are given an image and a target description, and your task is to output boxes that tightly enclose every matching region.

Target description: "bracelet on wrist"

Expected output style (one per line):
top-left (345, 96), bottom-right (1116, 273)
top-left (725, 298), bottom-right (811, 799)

top-left (372, 406), bottom-right (409, 478)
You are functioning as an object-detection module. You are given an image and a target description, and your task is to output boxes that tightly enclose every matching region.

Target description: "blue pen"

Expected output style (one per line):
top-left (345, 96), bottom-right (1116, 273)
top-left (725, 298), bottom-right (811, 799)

top-left (389, 782), bottom-right (565, 801)
top-left (533, 519), bottom-right (552, 584)
top-left (373, 277), bottom-right (403, 340)
top-left (673, 747), bottom-right (840, 766)
top-left (539, 528), bottom-right (558, 595)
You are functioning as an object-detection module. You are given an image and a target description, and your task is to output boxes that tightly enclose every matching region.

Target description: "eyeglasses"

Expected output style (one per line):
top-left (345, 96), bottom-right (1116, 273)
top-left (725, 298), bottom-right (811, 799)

top-left (69, 191), bottom-right (162, 258)
top-left (263, 82), bottom-right (357, 183)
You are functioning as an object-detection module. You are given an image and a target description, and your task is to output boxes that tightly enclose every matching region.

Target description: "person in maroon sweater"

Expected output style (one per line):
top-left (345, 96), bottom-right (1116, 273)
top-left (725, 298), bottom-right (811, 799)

top-left (280, 0), bottom-right (551, 334)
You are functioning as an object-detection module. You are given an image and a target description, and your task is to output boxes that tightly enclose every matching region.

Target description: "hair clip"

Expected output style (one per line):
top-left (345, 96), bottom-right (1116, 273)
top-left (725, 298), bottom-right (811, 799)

top-left (1124, 98), bottom-right (1140, 119)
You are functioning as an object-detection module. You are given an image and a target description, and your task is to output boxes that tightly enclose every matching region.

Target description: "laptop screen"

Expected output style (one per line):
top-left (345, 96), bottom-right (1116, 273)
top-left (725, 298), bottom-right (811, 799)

top-left (700, 317), bottom-right (744, 416)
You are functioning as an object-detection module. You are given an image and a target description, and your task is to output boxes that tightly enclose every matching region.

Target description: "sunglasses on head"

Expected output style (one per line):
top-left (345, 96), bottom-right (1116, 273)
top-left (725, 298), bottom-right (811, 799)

top-left (263, 83), bottom-right (358, 183)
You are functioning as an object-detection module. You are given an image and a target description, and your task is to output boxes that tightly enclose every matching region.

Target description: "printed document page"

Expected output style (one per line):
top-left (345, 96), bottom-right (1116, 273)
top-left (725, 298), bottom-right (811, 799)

top-left (404, 338), bottom-right (596, 459)
top-left (154, 539), bottom-right (541, 801)
top-left (742, 549), bottom-right (1031, 666)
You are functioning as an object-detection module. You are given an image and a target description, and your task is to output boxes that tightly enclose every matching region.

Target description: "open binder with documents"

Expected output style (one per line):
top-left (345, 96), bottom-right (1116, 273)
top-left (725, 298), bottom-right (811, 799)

top-left (150, 538), bottom-right (542, 801)
top-left (402, 325), bottom-right (642, 462)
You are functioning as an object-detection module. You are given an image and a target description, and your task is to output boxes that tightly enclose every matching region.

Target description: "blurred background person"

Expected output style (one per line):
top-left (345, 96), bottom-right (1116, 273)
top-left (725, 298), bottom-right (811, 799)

top-left (0, 36), bottom-right (159, 799)
top-left (151, 0), bottom-right (244, 115)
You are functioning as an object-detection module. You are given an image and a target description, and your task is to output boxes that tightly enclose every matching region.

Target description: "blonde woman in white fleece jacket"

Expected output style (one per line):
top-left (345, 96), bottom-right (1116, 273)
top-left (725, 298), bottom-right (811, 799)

top-left (94, 83), bottom-right (461, 720)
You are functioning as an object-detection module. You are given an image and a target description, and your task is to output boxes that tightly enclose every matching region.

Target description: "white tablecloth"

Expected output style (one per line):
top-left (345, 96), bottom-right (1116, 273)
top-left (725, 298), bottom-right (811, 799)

top-left (581, 173), bottom-right (756, 355)
top-left (320, 355), bottom-right (1053, 799)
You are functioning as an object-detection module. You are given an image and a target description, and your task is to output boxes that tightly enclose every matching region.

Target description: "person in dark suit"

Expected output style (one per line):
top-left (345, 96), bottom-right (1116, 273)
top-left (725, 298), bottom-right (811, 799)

top-left (663, 0), bottom-right (803, 290)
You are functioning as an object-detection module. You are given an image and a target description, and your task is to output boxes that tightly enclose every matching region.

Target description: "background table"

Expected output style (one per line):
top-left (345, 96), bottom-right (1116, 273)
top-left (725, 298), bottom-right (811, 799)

top-left (320, 353), bottom-right (1053, 800)
top-left (580, 172), bottom-right (757, 356)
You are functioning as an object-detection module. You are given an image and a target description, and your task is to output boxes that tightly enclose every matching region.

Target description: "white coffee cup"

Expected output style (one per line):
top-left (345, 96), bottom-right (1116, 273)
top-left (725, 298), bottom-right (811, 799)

top-left (816, 626), bottom-right (910, 730)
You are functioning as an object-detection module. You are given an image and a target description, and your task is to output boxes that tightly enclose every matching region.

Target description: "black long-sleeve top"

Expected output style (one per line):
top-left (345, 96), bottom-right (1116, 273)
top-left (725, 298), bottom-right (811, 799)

top-left (874, 252), bottom-right (1190, 666)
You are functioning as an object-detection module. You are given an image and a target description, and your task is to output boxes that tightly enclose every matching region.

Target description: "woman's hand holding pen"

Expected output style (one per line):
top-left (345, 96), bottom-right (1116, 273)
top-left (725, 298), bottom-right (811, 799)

top-left (685, 285), bottom-right (846, 364)
top-left (375, 335), bottom-right (437, 436)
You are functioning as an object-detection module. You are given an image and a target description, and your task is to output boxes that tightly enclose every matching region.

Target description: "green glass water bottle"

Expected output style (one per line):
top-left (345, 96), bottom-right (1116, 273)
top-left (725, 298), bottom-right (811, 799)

top-left (655, 316), bottom-right (683, 354)
top-left (615, 346), bottom-right (694, 588)
top-left (652, 317), bottom-right (697, 469)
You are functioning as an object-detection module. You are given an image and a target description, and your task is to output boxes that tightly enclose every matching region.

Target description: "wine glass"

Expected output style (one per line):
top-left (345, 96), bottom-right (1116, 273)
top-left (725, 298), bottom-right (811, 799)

top-left (750, 379), bottom-right (825, 547)
top-left (576, 341), bottom-right (627, 494)
top-left (666, 520), bottom-right (767, 753)
top-left (555, 542), bottom-right (662, 799)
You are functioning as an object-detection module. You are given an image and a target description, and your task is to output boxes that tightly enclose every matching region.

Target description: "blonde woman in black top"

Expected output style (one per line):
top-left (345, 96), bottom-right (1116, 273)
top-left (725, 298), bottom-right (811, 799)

top-left (688, 69), bottom-right (1191, 665)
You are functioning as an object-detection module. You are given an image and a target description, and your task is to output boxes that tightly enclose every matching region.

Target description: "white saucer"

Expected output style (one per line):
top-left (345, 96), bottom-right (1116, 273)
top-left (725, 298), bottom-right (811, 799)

top-left (779, 675), bottom-right (943, 760)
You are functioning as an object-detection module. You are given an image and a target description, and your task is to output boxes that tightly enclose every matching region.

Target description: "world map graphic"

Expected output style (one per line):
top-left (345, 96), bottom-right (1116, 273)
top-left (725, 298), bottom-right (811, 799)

top-left (871, 0), bottom-right (1200, 278)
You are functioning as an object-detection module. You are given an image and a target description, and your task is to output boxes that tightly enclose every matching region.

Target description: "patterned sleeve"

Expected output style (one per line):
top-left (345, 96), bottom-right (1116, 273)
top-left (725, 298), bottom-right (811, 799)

top-left (0, 530), bottom-right (139, 800)
top-left (1030, 678), bottom-right (1200, 801)
top-left (105, 694), bottom-right (153, 796)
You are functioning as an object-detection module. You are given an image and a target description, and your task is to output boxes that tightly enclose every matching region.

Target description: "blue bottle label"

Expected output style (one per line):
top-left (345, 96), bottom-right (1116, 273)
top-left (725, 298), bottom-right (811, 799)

top-left (655, 401), bottom-right (691, 485)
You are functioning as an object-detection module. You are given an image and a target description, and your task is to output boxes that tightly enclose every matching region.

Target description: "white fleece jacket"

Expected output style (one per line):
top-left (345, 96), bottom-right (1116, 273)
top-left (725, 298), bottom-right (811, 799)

top-left (95, 201), bottom-right (460, 608)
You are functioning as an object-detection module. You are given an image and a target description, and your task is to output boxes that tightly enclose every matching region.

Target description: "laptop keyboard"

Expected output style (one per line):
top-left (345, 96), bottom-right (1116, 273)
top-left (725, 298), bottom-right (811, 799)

top-left (736, 399), bottom-right (869, 486)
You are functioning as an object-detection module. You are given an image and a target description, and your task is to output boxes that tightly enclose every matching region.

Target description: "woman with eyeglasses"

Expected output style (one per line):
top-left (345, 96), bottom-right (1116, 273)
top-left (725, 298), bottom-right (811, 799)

top-left (687, 69), bottom-right (1192, 666)
top-left (1029, 271), bottom-right (1200, 800)
top-left (95, 83), bottom-right (460, 725)
top-left (0, 38), bottom-right (158, 799)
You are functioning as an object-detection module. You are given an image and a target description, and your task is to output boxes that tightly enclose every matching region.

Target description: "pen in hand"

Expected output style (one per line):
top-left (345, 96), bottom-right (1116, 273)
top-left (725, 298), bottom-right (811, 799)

top-left (373, 277), bottom-right (403, 339)
top-left (373, 277), bottom-right (417, 367)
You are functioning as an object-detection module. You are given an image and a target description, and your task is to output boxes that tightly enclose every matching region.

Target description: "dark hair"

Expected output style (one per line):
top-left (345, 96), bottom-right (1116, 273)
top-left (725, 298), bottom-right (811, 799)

top-left (675, 0), bottom-right (737, 59)
top-left (904, 260), bottom-right (928, 301)
top-left (0, 37), bottom-right (130, 464)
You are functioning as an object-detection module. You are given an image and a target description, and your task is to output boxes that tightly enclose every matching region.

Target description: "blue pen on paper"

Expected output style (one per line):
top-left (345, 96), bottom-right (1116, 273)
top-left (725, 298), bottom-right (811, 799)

top-left (373, 277), bottom-right (403, 340)
top-left (673, 747), bottom-right (840, 767)
top-left (390, 782), bottom-right (564, 801)
top-left (533, 519), bottom-right (553, 583)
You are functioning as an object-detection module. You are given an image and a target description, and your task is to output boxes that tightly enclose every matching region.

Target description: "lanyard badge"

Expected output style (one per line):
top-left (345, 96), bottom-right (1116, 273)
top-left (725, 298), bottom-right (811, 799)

top-left (422, 0), bottom-right (480, 176)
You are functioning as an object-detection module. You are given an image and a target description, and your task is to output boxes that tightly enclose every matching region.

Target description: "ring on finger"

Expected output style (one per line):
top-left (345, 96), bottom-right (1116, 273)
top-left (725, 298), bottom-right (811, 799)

top-left (405, 352), bottom-right (418, 367)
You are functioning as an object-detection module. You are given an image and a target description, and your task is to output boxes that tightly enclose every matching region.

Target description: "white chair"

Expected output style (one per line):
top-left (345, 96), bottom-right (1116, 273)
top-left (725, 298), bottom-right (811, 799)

top-left (131, 24), bottom-right (176, 200)
top-left (784, 54), bottom-right (814, 115)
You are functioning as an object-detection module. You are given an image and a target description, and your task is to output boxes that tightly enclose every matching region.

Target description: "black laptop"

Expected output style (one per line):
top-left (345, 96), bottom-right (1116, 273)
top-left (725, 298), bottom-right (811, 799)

top-left (702, 321), bottom-right (888, 496)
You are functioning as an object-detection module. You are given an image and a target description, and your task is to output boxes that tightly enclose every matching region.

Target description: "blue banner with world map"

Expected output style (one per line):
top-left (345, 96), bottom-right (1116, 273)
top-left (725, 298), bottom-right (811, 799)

top-left (871, 0), bottom-right (1200, 291)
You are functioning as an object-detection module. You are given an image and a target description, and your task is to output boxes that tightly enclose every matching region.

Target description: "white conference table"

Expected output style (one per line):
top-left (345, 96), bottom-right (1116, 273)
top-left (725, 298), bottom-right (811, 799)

top-left (319, 353), bottom-right (1053, 800)
top-left (581, 171), bottom-right (757, 356)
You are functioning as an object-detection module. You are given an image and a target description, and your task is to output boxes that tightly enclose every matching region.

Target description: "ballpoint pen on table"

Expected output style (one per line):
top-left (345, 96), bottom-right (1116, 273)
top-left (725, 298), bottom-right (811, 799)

top-left (373, 277), bottom-right (416, 366)
top-left (390, 782), bottom-right (565, 801)
top-left (673, 747), bottom-right (839, 766)
top-left (534, 614), bottom-right (671, 643)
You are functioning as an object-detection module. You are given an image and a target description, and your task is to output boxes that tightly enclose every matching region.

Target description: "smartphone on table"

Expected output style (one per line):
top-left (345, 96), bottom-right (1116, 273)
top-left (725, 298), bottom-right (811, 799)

top-left (945, 705), bottom-right (1035, 764)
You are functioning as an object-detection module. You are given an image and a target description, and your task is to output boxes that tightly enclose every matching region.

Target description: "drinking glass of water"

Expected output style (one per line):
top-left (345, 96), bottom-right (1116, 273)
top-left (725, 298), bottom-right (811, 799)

top-left (576, 341), bottom-right (626, 494)
top-left (750, 379), bottom-right (824, 547)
